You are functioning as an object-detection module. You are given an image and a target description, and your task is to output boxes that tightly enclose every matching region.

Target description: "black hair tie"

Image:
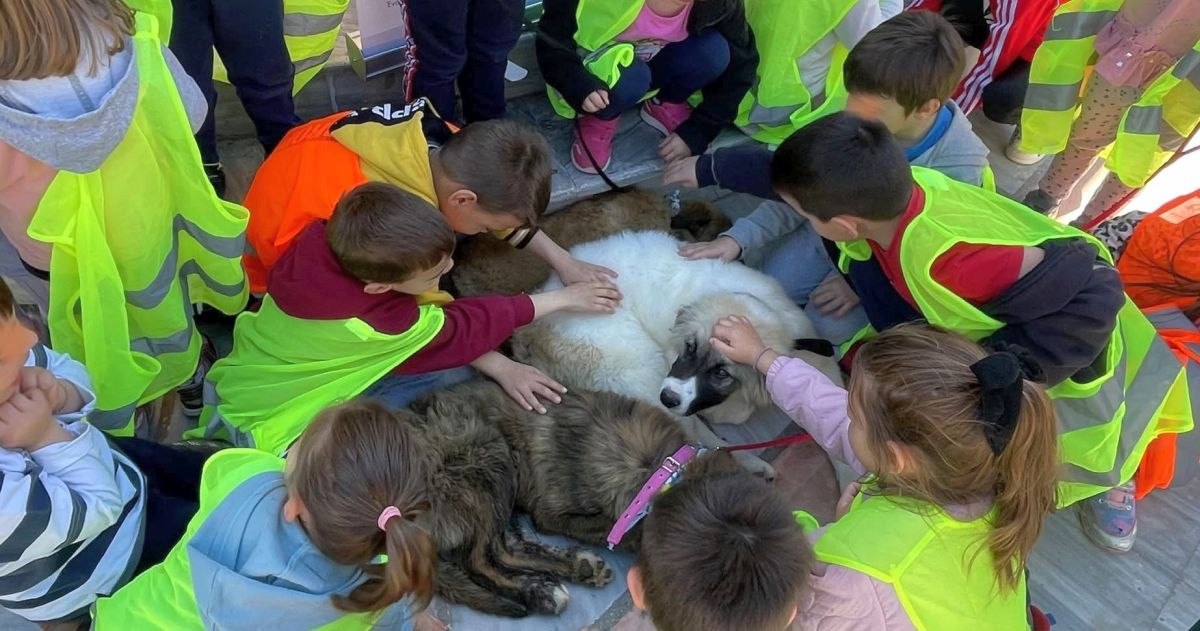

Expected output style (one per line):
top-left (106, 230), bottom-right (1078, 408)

top-left (970, 352), bottom-right (1024, 456)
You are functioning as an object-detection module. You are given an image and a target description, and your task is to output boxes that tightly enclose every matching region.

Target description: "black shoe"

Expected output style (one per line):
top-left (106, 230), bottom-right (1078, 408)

top-left (1022, 189), bottom-right (1060, 215)
top-left (203, 162), bottom-right (227, 199)
top-left (178, 334), bottom-right (218, 417)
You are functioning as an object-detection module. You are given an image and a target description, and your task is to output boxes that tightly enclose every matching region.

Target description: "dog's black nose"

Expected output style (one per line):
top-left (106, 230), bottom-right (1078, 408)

top-left (660, 389), bottom-right (680, 408)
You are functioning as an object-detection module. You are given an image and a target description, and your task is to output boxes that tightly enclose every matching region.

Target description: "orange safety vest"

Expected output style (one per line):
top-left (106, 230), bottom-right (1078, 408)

top-left (242, 111), bottom-right (367, 294)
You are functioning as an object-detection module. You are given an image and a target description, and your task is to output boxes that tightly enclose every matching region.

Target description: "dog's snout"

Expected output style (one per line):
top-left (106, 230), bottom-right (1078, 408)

top-left (660, 389), bottom-right (681, 408)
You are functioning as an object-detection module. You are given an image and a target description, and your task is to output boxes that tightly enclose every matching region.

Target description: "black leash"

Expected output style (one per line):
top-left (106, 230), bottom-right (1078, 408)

top-left (573, 115), bottom-right (625, 192)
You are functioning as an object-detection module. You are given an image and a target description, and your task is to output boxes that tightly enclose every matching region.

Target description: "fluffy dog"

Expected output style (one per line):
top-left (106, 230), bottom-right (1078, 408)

top-left (512, 230), bottom-right (840, 477)
top-left (407, 380), bottom-right (744, 616)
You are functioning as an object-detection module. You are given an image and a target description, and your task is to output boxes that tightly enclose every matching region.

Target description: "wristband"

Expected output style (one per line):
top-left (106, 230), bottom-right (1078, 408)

top-left (752, 347), bottom-right (774, 373)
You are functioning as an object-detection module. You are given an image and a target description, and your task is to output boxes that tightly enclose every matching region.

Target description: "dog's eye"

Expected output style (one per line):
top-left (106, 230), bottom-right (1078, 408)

top-left (685, 339), bottom-right (697, 355)
top-left (713, 367), bottom-right (730, 380)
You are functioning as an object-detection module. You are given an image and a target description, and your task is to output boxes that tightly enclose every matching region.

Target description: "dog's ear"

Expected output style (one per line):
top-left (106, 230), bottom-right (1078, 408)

top-left (793, 338), bottom-right (835, 357)
top-left (674, 305), bottom-right (696, 327)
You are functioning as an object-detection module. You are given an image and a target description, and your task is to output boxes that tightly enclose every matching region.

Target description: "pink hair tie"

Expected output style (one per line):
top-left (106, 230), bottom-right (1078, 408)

top-left (377, 506), bottom-right (403, 531)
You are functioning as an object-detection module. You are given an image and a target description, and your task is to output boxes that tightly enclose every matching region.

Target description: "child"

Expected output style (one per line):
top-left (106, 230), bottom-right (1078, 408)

top-left (710, 320), bottom-right (1057, 628)
top-left (242, 98), bottom-right (613, 295)
top-left (95, 400), bottom-right (435, 629)
top-left (761, 112), bottom-right (1194, 552)
top-left (536, 0), bottom-right (758, 172)
top-left (0, 0), bottom-right (249, 435)
top-left (0, 279), bottom-right (206, 626)
top-left (671, 11), bottom-right (989, 343)
top-left (198, 183), bottom-right (621, 456)
top-left (629, 472), bottom-right (812, 631)
top-left (406, 0), bottom-right (525, 124)
top-left (733, 0), bottom-right (897, 145)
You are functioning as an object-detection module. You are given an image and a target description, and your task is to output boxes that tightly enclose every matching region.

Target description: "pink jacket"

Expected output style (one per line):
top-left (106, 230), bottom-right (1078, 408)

top-left (766, 356), bottom-right (917, 631)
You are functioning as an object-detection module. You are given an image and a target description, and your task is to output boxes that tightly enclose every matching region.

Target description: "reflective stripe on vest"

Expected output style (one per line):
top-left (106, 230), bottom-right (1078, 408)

top-left (545, 0), bottom-right (650, 118)
top-left (844, 167), bottom-right (1191, 506)
top-left (733, 0), bottom-right (856, 144)
top-left (93, 449), bottom-right (381, 629)
top-left (1107, 41), bottom-right (1200, 188)
top-left (212, 0), bottom-right (350, 94)
top-left (189, 295), bottom-right (444, 455)
top-left (1019, 0), bottom-right (1123, 155)
top-left (814, 494), bottom-right (1028, 630)
top-left (28, 13), bottom-right (249, 435)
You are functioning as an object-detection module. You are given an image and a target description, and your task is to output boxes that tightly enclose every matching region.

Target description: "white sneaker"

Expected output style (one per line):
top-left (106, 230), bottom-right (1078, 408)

top-left (1005, 127), bottom-right (1044, 165)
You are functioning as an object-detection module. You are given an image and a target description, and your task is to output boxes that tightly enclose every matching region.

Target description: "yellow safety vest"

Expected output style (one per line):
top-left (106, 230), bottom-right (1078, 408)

top-left (734, 0), bottom-right (857, 145)
top-left (93, 449), bottom-right (379, 629)
top-left (815, 493), bottom-right (1028, 631)
top-left (27, 13), bottom-right (249, 435)
top-left (545, 0), bottom-right (655, 119)
top-left (191, 294), bottom-right (444, 456)
top-left (839, 167), bottom-right (1193, 506)
top-left (215, 0), bottom-right (351, 94)
top-left (1021, 0), bottom-right (1200, 187)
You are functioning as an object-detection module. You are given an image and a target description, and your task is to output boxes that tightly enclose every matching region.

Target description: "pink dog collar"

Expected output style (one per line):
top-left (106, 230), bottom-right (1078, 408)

top-left (606, 444), bottom-right (702, 549)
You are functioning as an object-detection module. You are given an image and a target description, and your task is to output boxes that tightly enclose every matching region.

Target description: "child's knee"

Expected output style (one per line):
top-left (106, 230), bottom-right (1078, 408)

top-left (599, 61), bottom-right (653, 115)
top-left (693, 30), bottom-right (731, 73)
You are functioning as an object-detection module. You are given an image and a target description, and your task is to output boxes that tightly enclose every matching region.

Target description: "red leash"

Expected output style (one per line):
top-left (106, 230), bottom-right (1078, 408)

top-left (723, 432), bottom-right (814, 452)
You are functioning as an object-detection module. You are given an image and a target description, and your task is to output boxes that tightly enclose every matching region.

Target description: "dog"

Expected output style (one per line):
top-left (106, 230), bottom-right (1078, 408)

top-left (512, 230), bottom-right (841, 478)
top-left (406, 379), bottom-right (745, 617)
top-left (449, 189), bottom-right (731, 297)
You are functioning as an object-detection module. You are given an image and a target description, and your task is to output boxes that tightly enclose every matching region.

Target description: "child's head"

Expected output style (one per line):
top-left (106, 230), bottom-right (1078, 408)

top-left (847, 324), bottom-right (1059, 592)
top-left (431, 119), bottom-right (551, 235)
top-left (0, 0), bottom-right (133, 80)
top-left (629, 473), bottom-right (811, 631)
top-left (770, 112), bottom-right (912, 241)
top-left (327, 182), bottom-right (457, 295)
top-left (843, 11), bottom-right (966, 135)
top-left (284, 400), bottom-right (435, 614)
top-left (0, 280), bottom-right (36, 404)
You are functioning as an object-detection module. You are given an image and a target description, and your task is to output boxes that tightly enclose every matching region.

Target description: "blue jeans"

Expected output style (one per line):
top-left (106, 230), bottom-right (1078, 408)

top-left (594, 29), bottom-right (731, 121)
top-left (169, 0), bottom-right (299, 163)
top-left (361, 366), bottom-right (476, 409)
top-left (407, 0), bottom-right (525, 123)
top-left (760, 221), bottom-right (869, 346)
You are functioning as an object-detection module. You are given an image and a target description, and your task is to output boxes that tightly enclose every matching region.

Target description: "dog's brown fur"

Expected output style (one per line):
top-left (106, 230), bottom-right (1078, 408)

top-left (449, 189), bottom-right (731, 296)
top-left (404, 379), bottom-right (742, 617)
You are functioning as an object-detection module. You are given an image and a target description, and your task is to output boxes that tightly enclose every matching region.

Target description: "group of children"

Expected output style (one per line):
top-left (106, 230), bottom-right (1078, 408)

top-left (2, 0), bottom-right (1199, 628)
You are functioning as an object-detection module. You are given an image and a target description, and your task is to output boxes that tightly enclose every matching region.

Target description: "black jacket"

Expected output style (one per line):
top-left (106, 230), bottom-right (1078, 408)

top-left (535, 0), bottom-right (757, 154)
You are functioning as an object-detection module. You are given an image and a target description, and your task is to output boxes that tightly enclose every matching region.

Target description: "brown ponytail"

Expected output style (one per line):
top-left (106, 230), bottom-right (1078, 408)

top-left (850, 324), bottom-right (1059, 593)
top-left (288, 400), bottom-right (436, 614)
top-left (0, 0), bottom-right (133, 81)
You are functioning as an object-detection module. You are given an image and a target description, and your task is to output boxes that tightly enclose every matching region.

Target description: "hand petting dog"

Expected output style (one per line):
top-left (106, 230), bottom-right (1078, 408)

top-left (710, 315), bottom-right (779, 375)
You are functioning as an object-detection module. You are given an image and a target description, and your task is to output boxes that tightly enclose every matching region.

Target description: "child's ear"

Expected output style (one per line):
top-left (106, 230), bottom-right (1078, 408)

top-left (885, 439), bottom-right (912, 474)
top-left (627, 566), bottom-right (647, 612)
top-left (363, 282), bottom-right (393, 295)
top-left (917, 98), bottom-right (942, 118)
top-left (282, 493), bottom-right (306, 523)
top-left (449, 188), bottom-right (478, 207)
top-left (830, 216), bottom-right (861, 240)
top-left (787, 604), bottom-right (799, 627)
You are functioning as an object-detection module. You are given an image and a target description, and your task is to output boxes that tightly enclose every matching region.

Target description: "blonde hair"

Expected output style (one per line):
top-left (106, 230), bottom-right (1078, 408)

top-left (288, 401), bottom-right (436, 613)
top-left (849, 324), bottom-right (1059, 592)
top-left (0, 0), bottom-right (133, 81)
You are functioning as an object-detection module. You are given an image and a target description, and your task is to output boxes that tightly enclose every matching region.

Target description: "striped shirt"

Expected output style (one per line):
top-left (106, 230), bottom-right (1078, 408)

top-left (0, 347), bottom-right (146, 623)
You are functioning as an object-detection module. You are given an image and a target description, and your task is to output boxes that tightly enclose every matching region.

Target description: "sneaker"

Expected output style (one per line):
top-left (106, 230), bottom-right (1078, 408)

top-left (1005, 127), bottom-right (1044, 165)
top-left (178, 334), bottom-right (218, 417)
top-left (203, 162), bottom-right (227, 198)
top-left (640, 98), bottom-right (691, 136)
top-left (1077, 481), bottom-right (1137, 553)
top-left (570, 115), bottom-right (619, 174)
top-left (1022, 188), bottom-right (1060, 215)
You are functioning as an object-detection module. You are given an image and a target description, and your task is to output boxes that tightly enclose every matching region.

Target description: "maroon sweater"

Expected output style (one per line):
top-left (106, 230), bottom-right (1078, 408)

top-left (270, 222), bottom-right (535, 374)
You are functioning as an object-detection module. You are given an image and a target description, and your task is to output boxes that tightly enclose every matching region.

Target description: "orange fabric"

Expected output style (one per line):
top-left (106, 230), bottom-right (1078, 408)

top-left (242, 112), bottom-right (367, 294)
top-left (1133, 315), bottom-right (1200, 499)
top-left (1117, 191), bottom-right (1200, 320)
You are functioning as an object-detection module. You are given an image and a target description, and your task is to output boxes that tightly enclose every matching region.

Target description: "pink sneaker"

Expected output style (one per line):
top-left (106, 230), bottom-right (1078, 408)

top-left (571, 115), bottom-right (619, 174)
top-left (640, 98), bottom-right (691, 136)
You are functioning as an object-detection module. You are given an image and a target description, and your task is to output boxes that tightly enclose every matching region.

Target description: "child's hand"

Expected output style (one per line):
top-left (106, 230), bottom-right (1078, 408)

top-left (0, 387), bottom-right (70, 451)
top-left (581, 89), bottom-right (610, 114)
top-left (662, 155), bottom-right (699, 188)
top-left (556, 280), bottom-right (622, 314)
top-left (678, 236), bottom-right (741, 262)
top-left (556, 255), bottom-right (618, 286)
top-left (709, 315), bottom-right (771, 367)
top-left (481, 356), bottom-right (567, 414)
top-left (658, 134), bottom-right (691, 163)
top-left (810, 274), bottom-right (861, 317)
top-left (835, 481), bottom-right (863, 520)
top-left (20, 367), bottom-right (69, 413)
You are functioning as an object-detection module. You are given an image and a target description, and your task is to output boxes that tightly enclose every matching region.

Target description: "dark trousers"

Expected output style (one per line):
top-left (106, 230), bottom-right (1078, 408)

top-left (169, 0), bottom-right (299, 163)
top-left (981, 59), bottom-right (1031, 126)
top-left (110, 437), bottom-right (211, 574)
top-left (594, 30), bottom-right (730, 121)
top-left (406, 0), bottom-right (525, 124)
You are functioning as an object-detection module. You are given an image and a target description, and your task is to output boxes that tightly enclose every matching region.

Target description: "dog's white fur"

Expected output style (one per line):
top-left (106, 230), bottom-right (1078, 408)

top-left (513, 231), bottom-right (840, 476)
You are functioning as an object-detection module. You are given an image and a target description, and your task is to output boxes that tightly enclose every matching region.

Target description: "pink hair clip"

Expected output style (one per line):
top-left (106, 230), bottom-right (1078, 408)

top-left (377, 506), bottom-right (403, 531)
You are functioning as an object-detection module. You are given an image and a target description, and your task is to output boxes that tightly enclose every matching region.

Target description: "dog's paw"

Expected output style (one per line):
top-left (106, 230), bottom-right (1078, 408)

top-left (572, 551), bottom-right (616, 587)
top-left (524, 579), bottom-right (570, 615)
top-left (733, 451), bottom-right (776, 482)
